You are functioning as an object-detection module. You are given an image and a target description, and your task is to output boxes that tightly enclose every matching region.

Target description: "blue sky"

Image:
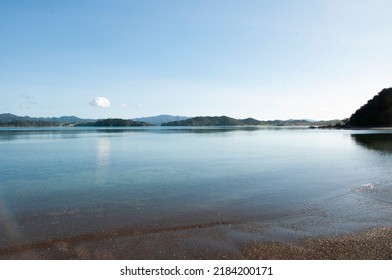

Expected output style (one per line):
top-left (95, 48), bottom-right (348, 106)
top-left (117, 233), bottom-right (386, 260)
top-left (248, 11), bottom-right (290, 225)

top-left (1, 0), bottom-right (391, 120)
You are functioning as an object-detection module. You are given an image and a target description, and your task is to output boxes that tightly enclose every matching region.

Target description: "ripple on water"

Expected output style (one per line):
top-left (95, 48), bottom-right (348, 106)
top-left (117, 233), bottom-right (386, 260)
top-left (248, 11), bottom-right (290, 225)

top-left (354, 182), bottom-right (392, 204)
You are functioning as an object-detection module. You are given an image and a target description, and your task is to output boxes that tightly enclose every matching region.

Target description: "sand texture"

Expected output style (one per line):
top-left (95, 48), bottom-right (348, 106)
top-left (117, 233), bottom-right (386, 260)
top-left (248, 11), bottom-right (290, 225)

top-left (0, 227), bottom-right (391, 260)
top-left (243, 227), bottom-right (392, 260)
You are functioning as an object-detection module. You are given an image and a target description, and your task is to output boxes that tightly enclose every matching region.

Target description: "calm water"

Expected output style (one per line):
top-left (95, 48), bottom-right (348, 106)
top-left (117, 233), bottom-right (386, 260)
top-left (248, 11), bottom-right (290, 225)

top-left (1, 127), bottom-right (392, 257)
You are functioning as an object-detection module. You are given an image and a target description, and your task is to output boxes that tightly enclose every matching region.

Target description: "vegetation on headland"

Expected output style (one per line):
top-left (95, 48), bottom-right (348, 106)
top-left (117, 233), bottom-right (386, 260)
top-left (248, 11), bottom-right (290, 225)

top-left (316, 87), bottom-right (392, 129)
top-left (345, 87), bottom-right (392, 127)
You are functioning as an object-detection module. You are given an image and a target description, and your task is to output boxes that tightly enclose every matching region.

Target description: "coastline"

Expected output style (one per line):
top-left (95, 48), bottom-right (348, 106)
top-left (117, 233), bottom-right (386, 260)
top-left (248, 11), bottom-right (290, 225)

top-left (1, 226), bottom-right (391, 260)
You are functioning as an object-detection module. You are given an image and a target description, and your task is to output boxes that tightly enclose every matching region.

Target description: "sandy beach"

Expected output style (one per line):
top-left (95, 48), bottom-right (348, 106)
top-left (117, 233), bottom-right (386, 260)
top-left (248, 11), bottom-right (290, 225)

top-left (1, 226), bottom-right (391, 260)
top-left (243, 227), bottom-right (392, 260)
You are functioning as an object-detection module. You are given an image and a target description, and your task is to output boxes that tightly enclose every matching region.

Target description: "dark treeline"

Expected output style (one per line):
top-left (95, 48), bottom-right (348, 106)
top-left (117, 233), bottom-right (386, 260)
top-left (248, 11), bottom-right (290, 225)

top-left (92, 118), bottom-right (151, 127)
top-left (0, 120), bottom-right (61, 127)
top-left (346, 88), bottom-right (392, 127)
top-left (0, 113), bottom-right (92, 127)
top-left (0, 118), bottom-right (151, 127)
top-left (162, 116), bottom-right (253, 126)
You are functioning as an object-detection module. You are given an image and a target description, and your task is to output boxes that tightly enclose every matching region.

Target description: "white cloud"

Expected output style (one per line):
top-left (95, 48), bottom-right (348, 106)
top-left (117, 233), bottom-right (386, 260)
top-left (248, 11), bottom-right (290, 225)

top-left (89, 97), bottom-right (111, 108)
top-left (20, 104), bottom-right (29, 109)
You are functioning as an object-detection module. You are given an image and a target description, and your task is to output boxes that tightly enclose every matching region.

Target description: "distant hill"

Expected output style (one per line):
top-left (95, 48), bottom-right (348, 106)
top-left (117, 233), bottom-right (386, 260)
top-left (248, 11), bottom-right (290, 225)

top-left (1, 113), bottom-right (341, 128)
top-left (133, 115), bottom-right (189, 125)
top-left (0, 113), bottom-right (21, 122)
top-left (161, 116), bottom-right (264, 126)
top-left (0, 113), bottom-right (95, 127)
top-left (0, 114), bottom-right (181, 127)
top-left (92, 118), bottom-right (151, 127)
top-left (161, 116), bottom-right (340, 127)
top-left (346, 88), bottom-right (392, 127)
top-left (0, 113), bottom-right (94, 123)
top-left (263, 119), bottom-right (341, 126)
top-left (50, 116), bottom-right (95, 123)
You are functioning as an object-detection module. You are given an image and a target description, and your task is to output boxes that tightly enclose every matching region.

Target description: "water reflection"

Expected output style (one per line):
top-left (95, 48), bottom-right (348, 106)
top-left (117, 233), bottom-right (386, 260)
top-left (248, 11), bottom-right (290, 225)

top-left (93, 126), bottom-right (265, 134)
top-left (351, 133), bottom-right (392, 153)
top-left (0, 199), bottom-right (23, 246)
top-left (95, 138), bottom-right (111, 185)
top-left (0, 128), bottom-right (85, 141)
top-left (0, 126), bottom-right (303, 140)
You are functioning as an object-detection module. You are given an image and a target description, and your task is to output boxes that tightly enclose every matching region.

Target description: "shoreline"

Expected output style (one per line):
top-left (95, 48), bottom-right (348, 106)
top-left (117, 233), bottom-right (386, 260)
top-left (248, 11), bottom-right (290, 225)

top-left (1, 226), bottom-right (391, 260)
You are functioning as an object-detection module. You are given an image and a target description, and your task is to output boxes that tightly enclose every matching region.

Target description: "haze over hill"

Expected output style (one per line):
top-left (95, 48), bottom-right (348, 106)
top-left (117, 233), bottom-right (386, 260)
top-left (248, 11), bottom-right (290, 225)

top-left (132, 115), bottom-right (189, 125)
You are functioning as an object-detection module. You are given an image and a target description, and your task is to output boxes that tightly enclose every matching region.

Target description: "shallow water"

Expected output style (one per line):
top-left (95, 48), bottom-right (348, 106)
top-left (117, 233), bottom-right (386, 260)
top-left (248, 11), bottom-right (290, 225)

top-left (0, 127), bottom-right (391, 258)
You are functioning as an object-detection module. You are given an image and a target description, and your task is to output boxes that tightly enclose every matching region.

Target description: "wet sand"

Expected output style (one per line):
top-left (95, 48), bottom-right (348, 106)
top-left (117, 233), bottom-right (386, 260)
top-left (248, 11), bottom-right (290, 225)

top-left (0, 226), bottom-right (391, 260)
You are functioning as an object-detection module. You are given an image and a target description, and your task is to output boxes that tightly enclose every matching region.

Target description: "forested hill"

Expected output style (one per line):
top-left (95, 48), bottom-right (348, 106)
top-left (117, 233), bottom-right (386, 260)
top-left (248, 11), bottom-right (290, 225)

top-left (161, 116), bottom-right (263, 126)
top-left (90, 118), bottom-right (151, 127)
top-left (0, 113), bottom-right (94, 127)
top-left (346, 88), bottom-right (392, 127)
top-left (161, 116), bottom-right (340, 127)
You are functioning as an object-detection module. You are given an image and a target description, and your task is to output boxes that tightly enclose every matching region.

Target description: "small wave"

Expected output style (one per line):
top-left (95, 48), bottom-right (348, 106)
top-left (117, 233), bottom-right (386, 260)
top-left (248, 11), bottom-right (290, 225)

top-left (354, 182), bottom-right (392, 205)
top-left (355, 183), bottom-right (376, 193)
top-left (354, 182), bottom-right (392, 194)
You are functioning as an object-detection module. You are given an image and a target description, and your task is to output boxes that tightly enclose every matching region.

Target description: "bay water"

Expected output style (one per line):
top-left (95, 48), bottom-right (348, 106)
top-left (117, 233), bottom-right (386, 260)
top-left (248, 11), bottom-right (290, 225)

top-left (1, 127), bottom-right (391, 258)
